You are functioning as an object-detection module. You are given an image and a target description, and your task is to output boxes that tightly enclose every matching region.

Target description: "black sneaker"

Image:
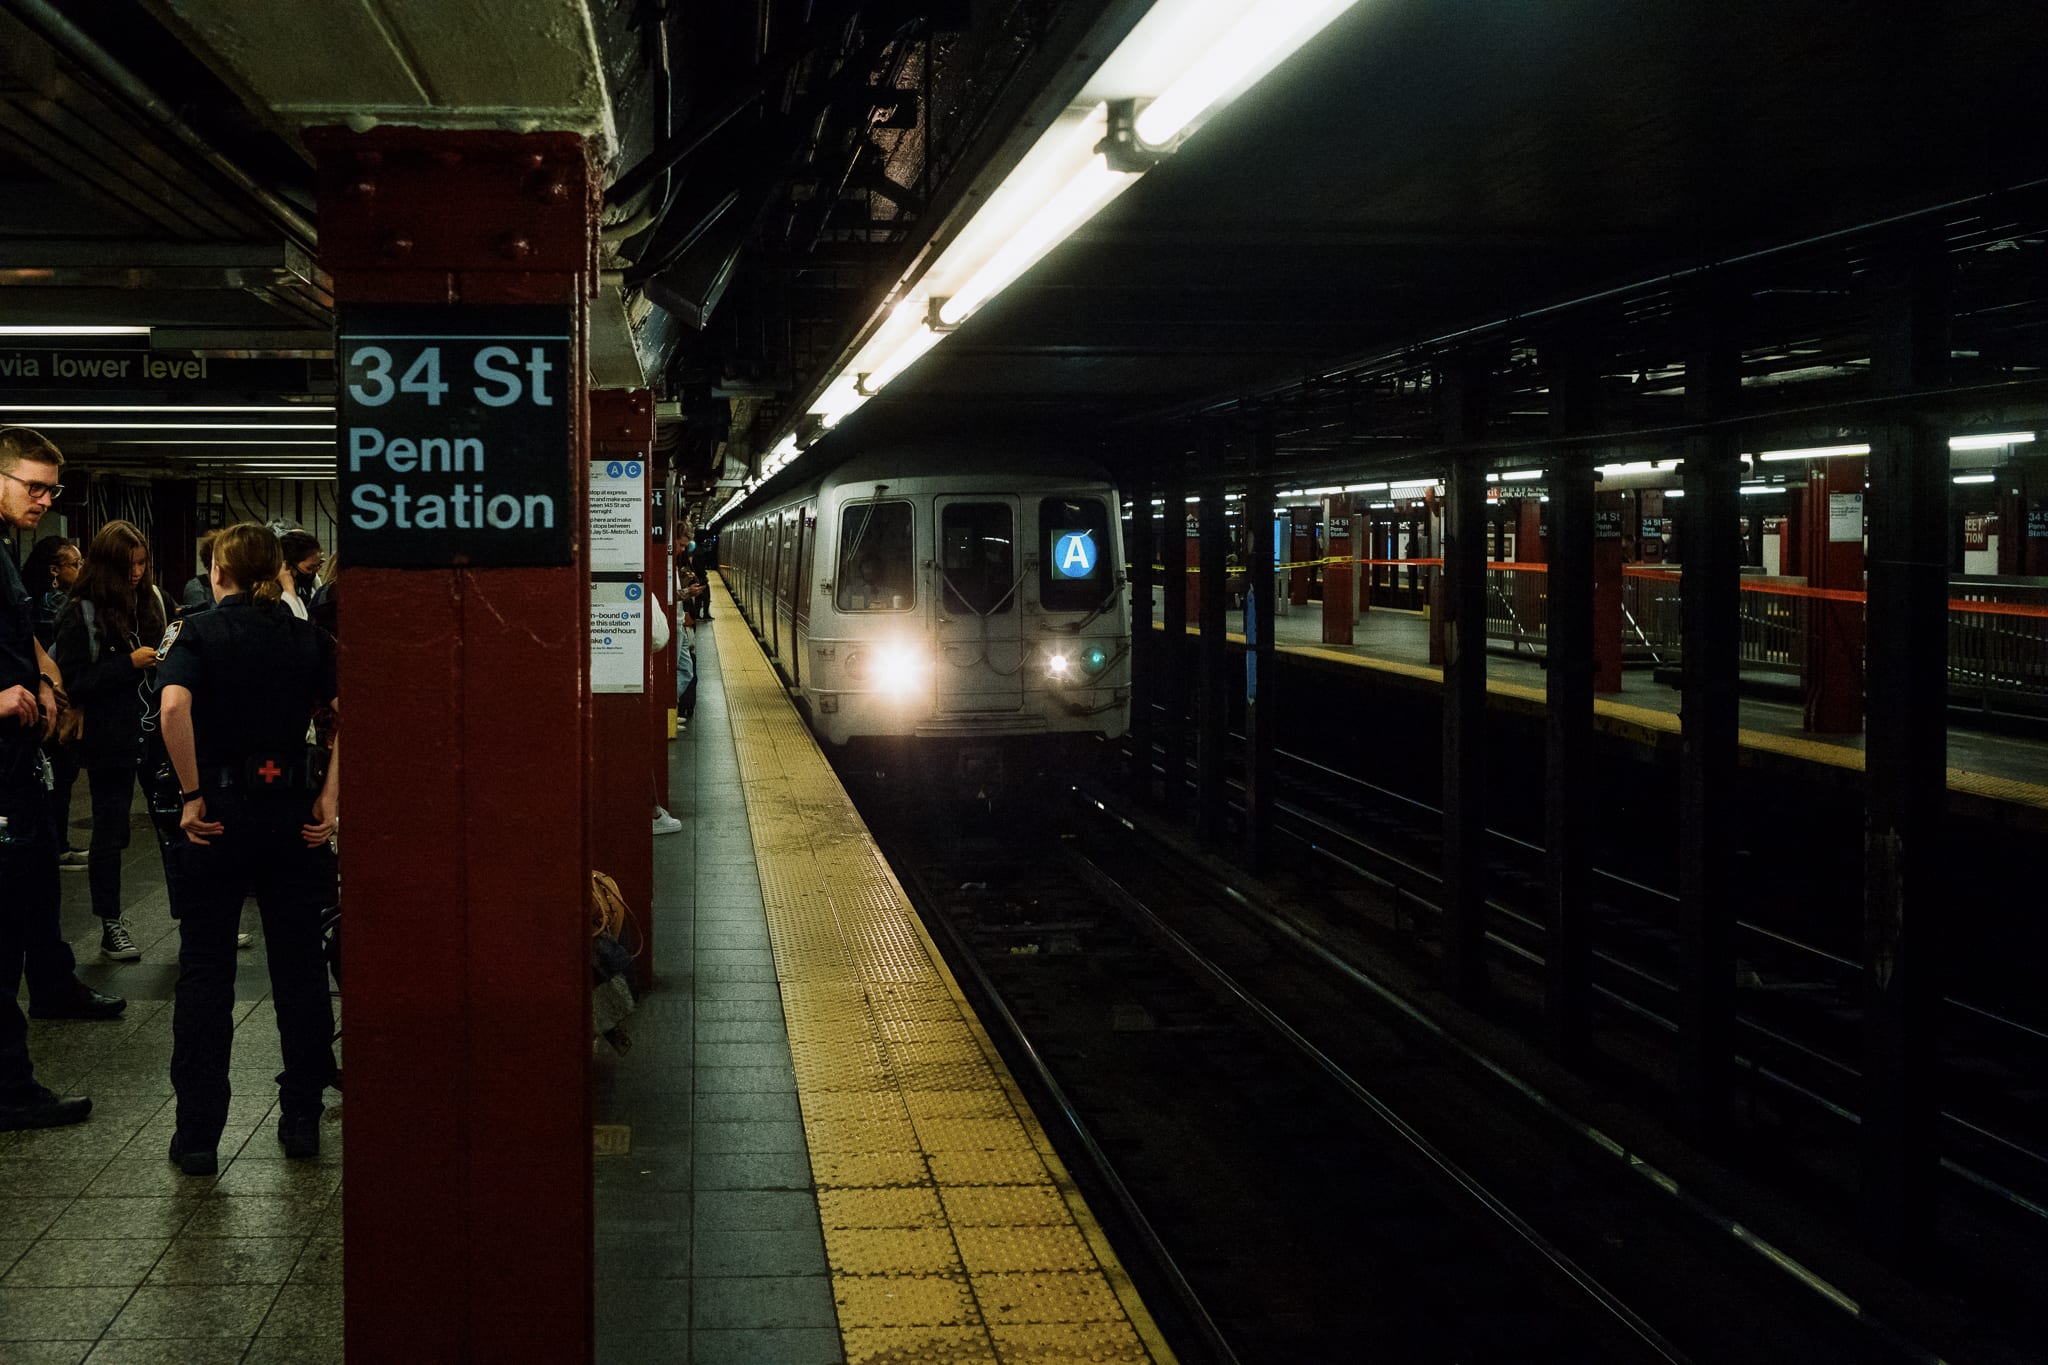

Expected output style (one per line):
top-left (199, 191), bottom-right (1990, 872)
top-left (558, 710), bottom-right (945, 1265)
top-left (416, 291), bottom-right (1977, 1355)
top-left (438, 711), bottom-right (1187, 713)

top-left (28, 981), bottom-right (126, 1020)
top-left (100, 919), bottom-right (141, 961)
top-left (0, 1087), bottom-right (91, 1132)
top-left (278, 1113), bottom-right (321, 1160)
top-left (168, 1132), bottom-right (218, 1176)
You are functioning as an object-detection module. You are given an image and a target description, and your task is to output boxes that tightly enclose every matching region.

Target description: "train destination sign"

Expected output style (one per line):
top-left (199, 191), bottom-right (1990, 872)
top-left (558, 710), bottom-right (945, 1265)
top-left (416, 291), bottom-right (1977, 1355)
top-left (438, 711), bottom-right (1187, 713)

top-left (337, 304), bottom-right (574, 567)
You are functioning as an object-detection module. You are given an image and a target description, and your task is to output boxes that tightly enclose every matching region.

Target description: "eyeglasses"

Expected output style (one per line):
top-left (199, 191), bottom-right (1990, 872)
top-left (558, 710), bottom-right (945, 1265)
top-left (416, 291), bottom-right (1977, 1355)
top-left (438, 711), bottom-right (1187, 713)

top-left (0, 471), bottom-right (63, 501)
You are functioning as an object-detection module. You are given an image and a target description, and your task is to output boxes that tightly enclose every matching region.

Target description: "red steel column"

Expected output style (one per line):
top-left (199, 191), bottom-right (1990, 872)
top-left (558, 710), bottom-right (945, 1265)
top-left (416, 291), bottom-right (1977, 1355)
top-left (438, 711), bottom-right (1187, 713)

top-left (1593, 490), bottom-right (1625, 692)
top-left (1802, 456), bottom-right (1865, 733)
top-left (312, 128), bottom-right (596, 1364)
top-left (591, 390), bottom-right (656, 995)
top-left (1321, 495), bottom-right (1354, 644)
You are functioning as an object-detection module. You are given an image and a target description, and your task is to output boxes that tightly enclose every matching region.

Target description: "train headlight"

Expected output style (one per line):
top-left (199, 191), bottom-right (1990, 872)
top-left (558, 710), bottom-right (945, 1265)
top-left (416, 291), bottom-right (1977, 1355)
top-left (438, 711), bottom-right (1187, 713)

top-left (1046, 651), bottom-right (1072, 680)
top-left (869, 642), bottom-right (926, 696)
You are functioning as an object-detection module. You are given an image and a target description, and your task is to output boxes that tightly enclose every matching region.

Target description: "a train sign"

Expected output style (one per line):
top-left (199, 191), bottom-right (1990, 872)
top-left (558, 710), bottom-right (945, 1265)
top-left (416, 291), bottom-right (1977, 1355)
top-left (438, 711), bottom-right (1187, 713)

top-left (337, 304), bottom-right (575, 568)
top-left (1052, 530), bottom-right (1098, 579)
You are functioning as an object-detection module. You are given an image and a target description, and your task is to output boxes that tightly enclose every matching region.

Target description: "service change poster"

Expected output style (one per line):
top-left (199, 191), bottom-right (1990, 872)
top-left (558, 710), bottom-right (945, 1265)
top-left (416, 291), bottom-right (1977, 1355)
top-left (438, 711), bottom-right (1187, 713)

top-left (591, 580), bottom-right (645, 694)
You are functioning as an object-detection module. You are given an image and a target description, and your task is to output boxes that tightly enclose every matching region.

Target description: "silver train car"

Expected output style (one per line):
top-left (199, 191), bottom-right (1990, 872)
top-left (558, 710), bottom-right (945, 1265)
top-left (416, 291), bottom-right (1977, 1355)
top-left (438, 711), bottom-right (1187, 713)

top-left (720, 450), bottom-right (1131, 765)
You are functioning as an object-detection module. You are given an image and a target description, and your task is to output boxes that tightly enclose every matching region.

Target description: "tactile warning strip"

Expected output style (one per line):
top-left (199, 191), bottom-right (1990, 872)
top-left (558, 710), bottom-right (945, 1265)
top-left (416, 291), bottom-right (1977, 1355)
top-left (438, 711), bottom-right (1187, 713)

top-left (711, 581), bottom-right (1178, 1365)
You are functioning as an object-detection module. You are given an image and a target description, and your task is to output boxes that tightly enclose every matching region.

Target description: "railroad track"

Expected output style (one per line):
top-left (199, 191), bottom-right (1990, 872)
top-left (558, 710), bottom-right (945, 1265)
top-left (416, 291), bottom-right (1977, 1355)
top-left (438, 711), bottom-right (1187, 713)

top-left (1251, 741), bottom-right (2048, 1224)
top-left (841, 764), bottom-right (1948, 1364)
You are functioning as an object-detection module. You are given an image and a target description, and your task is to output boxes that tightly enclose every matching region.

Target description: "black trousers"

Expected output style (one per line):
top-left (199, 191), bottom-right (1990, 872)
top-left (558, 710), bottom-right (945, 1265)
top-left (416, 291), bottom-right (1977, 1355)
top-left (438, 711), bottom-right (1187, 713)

top-left (45, 742), bottom-right (79, 850)
top-left (85, 764), bottom-right (135, 922)
top-left (0, 771), bottom-right (59, 1102)
top-left (165, 799), bottom-right (336, 1146)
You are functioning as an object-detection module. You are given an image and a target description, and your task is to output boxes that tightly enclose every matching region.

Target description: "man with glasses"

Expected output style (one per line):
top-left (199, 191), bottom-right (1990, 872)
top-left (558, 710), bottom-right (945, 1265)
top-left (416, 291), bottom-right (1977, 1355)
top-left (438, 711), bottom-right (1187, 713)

top-left (0, 425), bottom-right (93, 1131)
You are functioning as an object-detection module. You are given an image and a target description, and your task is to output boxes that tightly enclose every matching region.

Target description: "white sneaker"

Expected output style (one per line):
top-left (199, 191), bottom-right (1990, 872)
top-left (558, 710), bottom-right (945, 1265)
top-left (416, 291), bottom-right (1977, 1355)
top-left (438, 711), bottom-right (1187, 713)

top-left (652, 811), bottom-right (682, 835)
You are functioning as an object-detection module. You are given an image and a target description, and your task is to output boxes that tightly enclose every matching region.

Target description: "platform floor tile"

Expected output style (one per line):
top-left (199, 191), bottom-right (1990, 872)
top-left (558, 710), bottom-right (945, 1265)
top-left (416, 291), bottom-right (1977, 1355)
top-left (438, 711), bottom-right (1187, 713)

top-left (711, 585), bottom-right (1178, 1365)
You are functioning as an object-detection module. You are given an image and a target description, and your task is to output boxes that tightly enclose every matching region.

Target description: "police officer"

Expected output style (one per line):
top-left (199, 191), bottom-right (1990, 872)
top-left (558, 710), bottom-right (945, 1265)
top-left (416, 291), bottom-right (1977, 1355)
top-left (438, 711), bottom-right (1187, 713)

top-left (157, 522), bottom-right (339, 1174)
top-left (0, 425), bottom-right (92, 1132)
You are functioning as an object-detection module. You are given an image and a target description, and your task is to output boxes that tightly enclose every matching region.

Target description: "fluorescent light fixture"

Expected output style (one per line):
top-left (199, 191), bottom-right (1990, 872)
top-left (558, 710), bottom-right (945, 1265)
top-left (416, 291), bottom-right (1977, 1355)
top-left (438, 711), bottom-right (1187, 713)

top-left (1225, 492), bottom-right (1244, 501)
top-left (97, 439), bottom-right (333, 445)
top-left (1663, 489), bottom-right (1685, 498)
top-left (1757, 443), bottom-right (1869, 462)
top-left (0, 404), bottom-right (332, 414)
top-left (1596, 461), bottom-right (1662, 476)
top-left (1739, 484), bottom-right (1786, 495)
top-left (1948, 432), bottom-right (2035, 451)
top-left (794, 0), bottom-right (1366, 441)
top-left (1490, 469), bottom-right (1545, 483)
top-left (1951, 473), bottom-right (1996, 484)
top-left (1132, 0), bottom-right (1358, 146)
top-left (0, 325), bottom-right (150, 336)
top-left (1302, 485), bottom-right (1343, 496)
top-left (1388, 477), bottom-right (1440, 490)
top-left (24, 422), bottom-right (334, 430)
top-left (1344, 482), bottom-right (1386, 492)
top-left (1369, 501), bottom-right (1395, 509)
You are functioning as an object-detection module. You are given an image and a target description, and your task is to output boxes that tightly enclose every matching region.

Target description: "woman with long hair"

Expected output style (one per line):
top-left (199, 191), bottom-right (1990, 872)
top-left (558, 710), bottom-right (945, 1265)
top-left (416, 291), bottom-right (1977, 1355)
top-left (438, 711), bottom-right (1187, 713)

top-left (49, 520), bottom-right (165, 961)
top-left (158, 523), bottom-right (338, 1173)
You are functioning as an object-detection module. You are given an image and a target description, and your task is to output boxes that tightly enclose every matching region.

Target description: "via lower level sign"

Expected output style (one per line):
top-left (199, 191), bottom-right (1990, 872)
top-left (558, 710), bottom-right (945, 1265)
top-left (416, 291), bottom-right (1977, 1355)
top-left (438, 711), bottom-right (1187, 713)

top-left (338, 304), bottom-right (575, 567)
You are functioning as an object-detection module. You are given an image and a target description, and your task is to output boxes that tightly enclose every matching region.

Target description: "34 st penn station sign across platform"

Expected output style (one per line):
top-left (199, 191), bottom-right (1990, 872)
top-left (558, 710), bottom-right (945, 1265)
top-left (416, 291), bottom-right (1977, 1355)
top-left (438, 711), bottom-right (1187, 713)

top-left (337, 304), bottom-right (574, 567)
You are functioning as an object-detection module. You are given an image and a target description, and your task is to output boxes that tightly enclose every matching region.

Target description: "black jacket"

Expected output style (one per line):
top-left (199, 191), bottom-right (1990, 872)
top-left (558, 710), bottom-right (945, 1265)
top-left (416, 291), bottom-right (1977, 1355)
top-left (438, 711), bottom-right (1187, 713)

top-left (50, 599), bottom-right (153, 770)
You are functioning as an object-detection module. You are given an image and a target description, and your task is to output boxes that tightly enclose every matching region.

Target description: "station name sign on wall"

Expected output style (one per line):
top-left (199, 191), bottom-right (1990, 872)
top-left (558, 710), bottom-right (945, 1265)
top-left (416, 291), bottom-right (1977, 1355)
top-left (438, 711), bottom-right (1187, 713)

top-left (337, 305), bottom-right (574, 567)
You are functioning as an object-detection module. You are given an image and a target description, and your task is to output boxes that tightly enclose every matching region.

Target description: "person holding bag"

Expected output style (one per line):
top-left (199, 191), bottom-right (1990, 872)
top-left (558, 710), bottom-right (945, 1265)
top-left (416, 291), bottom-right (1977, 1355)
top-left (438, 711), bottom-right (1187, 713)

top-left (50, 520), bottom-right (165, 961)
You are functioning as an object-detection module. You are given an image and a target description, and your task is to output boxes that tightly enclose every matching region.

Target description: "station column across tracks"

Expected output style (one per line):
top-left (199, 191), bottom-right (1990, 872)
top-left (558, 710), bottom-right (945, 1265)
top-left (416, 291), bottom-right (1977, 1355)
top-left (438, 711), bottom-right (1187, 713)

top-left (311, 127), bottom-right (600, 1363)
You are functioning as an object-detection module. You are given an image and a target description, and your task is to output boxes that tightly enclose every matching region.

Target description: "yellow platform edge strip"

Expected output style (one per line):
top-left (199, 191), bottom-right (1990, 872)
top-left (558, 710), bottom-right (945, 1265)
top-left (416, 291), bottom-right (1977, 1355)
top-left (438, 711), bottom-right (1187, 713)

top-left (711, 581), bottom-right (1180, 1365)
top-left (1165, 625), bottom-right (2048, 813)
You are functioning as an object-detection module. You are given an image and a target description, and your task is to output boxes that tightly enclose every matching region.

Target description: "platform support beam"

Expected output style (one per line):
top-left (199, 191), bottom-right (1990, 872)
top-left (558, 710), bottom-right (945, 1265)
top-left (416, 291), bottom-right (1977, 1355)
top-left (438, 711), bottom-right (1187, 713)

top-left (1244, 447), bottom-right (1279, 874)
top-left (1195, 443), bottom-right (1231, 843)
top-left (1160, 465), bottom-right (1190, 812)
top-left (591, 389), bottom-right (657, 997)
top-left (1678, 294), bottom-right (1743, 1148)
top-left (1862, 244), bottom-right (1950, 1266)
top-left (1439, 359), bottom-right (1490, 1004)
top-left (1127, 462), bottom-right (1156, 800)
top-left (1541, 336), bottom-right (1599, 1065)
top-left (311, 126), bottom-right (596, 1365)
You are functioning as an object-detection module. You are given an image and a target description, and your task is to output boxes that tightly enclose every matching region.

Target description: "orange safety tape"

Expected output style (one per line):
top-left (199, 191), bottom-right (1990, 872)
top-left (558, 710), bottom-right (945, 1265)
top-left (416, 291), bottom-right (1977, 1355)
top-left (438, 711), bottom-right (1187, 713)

top-left (1149, 557), bottom-right (2048, 619)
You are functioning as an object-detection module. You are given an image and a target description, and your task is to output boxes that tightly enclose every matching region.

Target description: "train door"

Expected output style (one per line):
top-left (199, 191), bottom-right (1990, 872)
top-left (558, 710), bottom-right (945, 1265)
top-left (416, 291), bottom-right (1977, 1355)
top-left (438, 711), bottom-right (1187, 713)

top-left (768, 512), bottom-right (786, 658)
top-left (790, 509), bottom-right (810, 688)
top-left (935, 495), bottom-right (1025, 712)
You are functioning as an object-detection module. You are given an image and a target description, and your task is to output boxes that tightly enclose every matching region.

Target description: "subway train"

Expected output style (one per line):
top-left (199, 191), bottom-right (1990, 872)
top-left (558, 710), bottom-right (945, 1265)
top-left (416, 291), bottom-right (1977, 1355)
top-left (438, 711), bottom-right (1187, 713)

top-left (720, 449), bottom-right (1131, 783)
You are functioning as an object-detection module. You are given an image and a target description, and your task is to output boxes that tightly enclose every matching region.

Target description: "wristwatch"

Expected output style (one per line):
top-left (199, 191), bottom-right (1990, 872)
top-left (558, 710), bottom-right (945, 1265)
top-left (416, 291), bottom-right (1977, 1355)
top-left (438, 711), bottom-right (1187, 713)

top-left (178, 789), bottom-right (203, 805)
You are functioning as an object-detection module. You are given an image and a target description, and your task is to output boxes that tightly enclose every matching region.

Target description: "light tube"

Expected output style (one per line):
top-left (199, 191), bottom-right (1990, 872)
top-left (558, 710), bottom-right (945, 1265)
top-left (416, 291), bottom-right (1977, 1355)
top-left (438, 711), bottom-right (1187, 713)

top-left (1951, 473), bottom-right (1996, 484)
top-left (1344, 482), bottom-right (1386, 492)
top-left (0, 404), bottom-right (332, 413)
top-left (1948, 432), bottom-right (2035, 451)
top-left (1134, 0), bottom-right (1357, 145)
top-left (1495, 469), bottom-right (1545, 482)
top-left (1663, 489), bottom-right (1685, 497)
top-left (1739, 485), bottom-right (1787, 495)
top-left (23, 422), bottom-right (333, 430)
top-left (1388, 477), bottom-right (1440, 490)
top-left (1757, 444), bottom-right (1869, 462)
top-left (0, 325), bottom-right (150, 336)
top-left (937, 155), bottom-right (1131, 327)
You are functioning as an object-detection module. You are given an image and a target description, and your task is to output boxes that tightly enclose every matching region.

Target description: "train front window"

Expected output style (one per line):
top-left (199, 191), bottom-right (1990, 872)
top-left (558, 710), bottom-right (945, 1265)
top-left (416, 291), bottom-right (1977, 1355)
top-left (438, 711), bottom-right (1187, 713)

top-left (837, 500), bottom-right (914, 611)
top-left (941, 503), bottom-right (1016, 616)
top-left (1038, 496), bottom-right (1111, 611)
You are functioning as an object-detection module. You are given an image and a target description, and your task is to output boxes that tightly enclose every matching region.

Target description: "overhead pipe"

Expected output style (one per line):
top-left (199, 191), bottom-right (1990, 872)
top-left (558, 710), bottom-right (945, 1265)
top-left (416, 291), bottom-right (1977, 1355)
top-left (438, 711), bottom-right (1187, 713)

top-left (2, 0), bottom-right (317, 248)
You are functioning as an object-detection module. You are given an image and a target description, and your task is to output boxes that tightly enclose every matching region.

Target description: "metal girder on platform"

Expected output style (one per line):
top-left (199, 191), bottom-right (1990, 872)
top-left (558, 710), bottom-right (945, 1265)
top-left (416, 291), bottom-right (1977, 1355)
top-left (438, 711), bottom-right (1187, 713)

top-left (1861, 243), bottom-right (1951, 1267)
top-left (1678, 294), bottom-right (1744, 1148)
top-left (1542, 336), bottom-right (1599, 1065)
top-left (1439, 360), bottom-right (1490, 1004)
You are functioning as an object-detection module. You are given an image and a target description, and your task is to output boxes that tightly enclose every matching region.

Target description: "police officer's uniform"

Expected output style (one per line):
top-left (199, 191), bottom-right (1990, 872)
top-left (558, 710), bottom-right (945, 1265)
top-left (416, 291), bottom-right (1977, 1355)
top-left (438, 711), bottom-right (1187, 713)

top-left (156, 592), bottom-right (337, 1153)
top-left (0, 542), bottom-right (62, 1104)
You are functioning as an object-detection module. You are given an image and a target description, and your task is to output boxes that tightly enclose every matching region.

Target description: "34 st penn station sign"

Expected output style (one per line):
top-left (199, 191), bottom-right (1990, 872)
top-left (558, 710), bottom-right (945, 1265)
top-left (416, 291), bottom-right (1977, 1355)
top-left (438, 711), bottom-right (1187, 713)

top-left (338, 305), bottom-right (574, 567)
